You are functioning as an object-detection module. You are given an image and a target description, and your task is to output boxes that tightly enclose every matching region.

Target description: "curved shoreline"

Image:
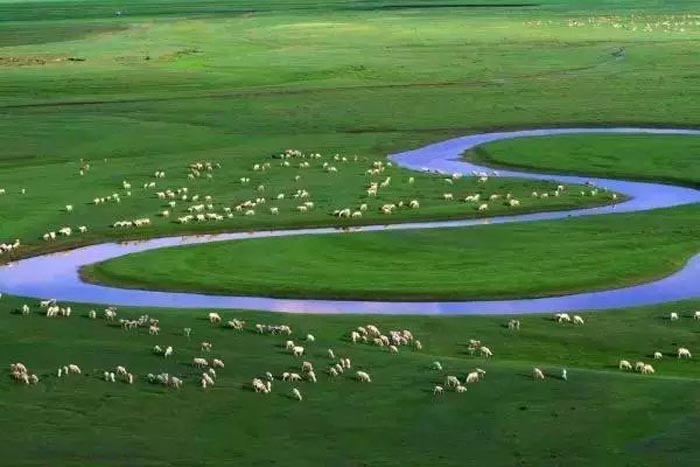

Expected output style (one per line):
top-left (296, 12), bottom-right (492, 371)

top-left (3, 127), bottom-right (700, 314)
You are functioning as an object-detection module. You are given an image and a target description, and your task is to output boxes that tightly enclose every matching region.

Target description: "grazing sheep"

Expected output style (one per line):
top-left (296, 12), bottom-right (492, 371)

top-left (573, 315), bottom-right (585, 325)
top-left (306, 334), bottom-right (315, 342)
top-left (116, 366), bottom-right (128, 377)
top-left (389, 345), bottom-right (399, 354)
top-left (533, 368), bottom-right (545, 380)
top-left (202, 373), bottom-right (215, 387)
top-left (445, 375), bottom-right (460, 388)
top-left (555, 313), bottom-right (571, 323)
top-left (292, 388), bottom-right (303, 401)
top-left (201, 342), bottom-right (212, 352)
top-left (619, 359), bottom-right (632, 370)
top-left (164, 346), bottom-right (173, 358)
top-left (68, 364), bottom-right (81, 374)
top-left (292, 346), bottom-right (305, 357)
top-left (307, 371), bottom-right (317, 383)
top-left (208, 312), bottom-right (222, 324)
top-left (289, 373), bottom-right (302, 382)
top-left (433, 385), bottom-right (444, 395)
top-left (212, 359), bottom-right (225, 369)
top-left (480, 346), bottom-right (493, 358)
top-left (327, 348), bottom-right (335, 359)
top-left (670, 312), bottom-right (679, 321)
top-left (465, 372), bottom-right (480, 384)
top-left (678, 347), bottom-right (692, 359)
top-left (694, 311), bottom-right (700, 320)
top-left (169, 377), bottom-right (183, 389)
top-left (561, 369), bottom-right (567, 381)
top-left (642, 364), bottom-right (655, 375)
top-left (88, 310), bottom-right (96, 319)
top-left (193, 357), bottom-right (208, 368)
top-left (356, 371), bottom-right (371, 383)
top-left (654, 351), bottom-right (663, 360)
top-left (285, 340), bottom-right (295, 350)
top-left (184, 328), bottom-right (191, 338)
top-left (302, 361), bottom-right (314, 373)
top-left (634, 361), bottom-right (646, 372)
top-left (414, 340), bottom-right (422, 350)
top-left (508, 319), bottom-right (520, 330)
top-left (455, 385), bottom-right (467, 393)
top-left (350, 331), bottom-right (361, 343)
top-left (432, 361), bottom-right (443, 371)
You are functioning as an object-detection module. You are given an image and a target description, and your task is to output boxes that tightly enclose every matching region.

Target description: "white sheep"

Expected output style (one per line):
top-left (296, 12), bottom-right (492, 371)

top-left (356, 371), bottom-right (371, 383)
top-left (433, 385), bottom-right (444, 395)
top-left (327, 348), bottom-right (335, 359)
top-left (533, 368), bottom-right (545, 380)
top-left (670, 312), bottom-right (679, 321)
top-left (619, 359), bottom-right (632, 370)
top-left (208, 312), bottom-right (222, 324)
top-left (654, 351), bottom-right (663, 360)
top-left (292, 346), bottom-right (304, 357)
top-left (212, 359), bottom-right (225, 368)
top-left (480, 346), bottom-right (493, 358)
top-left (445, 375), bottom-right (460, 388)
top-left (573, 315), bottom-right (585, 325)
top-left (292, 388), bottom-right (303, 401)
top-left (678, 347), bottom-right (692, 359)
top-left (193, 357), bottom-right (208, 368)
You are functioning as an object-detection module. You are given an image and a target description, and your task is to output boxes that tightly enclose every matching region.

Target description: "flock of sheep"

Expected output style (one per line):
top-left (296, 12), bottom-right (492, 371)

top-left (7, 302), bottom-right (399, 401)
top-left (0, 145), bottom-right (616, 264)
top-left (8, 295), bottom-right (700, 402)
top-left (525, 13), bottom-right (699, 34)
top-left (615, 311), bottom-right (698, 375)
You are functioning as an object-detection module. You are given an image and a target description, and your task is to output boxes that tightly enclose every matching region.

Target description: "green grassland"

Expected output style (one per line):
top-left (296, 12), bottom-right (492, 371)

top-left (4, 295), bottom-right (700, 466)
top-left (4, 0), bottom-right (700, 465)
top-left (82, 203), bottom-right (700, 301)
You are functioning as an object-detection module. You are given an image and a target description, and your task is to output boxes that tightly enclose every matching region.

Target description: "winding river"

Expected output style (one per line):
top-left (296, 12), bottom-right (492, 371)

top-left (3, 128), bottom-right (700, 315)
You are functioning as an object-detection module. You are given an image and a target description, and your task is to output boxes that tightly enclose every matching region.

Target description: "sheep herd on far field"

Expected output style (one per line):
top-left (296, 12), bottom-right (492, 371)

top-left (8, 298), bottom-right (698, 401)
top-left (0, 148), bottom-right (615, 259)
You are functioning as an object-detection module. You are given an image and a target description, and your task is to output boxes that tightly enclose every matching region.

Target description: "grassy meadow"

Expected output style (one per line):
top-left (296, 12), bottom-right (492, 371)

top-left (4, 0), bottom-right (700, 465)
top-left (5, 295), bottom-right (700, 466)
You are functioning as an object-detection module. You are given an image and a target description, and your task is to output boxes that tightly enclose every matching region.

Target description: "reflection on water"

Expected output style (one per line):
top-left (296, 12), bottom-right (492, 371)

top-left (2, 128), bottom-right (700, 315)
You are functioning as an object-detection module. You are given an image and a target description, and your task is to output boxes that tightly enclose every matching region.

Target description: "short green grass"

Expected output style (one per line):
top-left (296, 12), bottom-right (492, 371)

top-left (5, 0), bottom-right (700, 464)
top-left (4, 295), bottom-right (700, 466)
top-left (83, 203), bottom-right (700, 300)
top-left (468, 134), bottom-right (700, 188)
